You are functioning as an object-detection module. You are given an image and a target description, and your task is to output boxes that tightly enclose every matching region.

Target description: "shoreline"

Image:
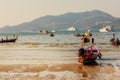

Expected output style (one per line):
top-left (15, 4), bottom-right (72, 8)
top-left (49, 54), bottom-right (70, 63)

top-left (0, 43), bottom-right (120, 79)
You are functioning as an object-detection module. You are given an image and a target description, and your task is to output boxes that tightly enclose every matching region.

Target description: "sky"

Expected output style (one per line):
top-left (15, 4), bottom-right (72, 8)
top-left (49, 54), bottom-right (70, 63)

top-left (0, 0), bottom-right (119, 28)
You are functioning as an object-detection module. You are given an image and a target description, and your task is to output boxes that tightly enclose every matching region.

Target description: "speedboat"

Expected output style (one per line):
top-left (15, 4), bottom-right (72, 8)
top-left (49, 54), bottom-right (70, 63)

top-left (99, 26), bottom-right (111, 32)
top-left (67, 27), bottom-right (77, 31)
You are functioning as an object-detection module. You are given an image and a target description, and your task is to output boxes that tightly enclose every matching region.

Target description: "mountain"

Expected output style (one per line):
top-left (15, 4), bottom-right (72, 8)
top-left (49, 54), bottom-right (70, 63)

top-left (0, 10), bottom-right (120, 33)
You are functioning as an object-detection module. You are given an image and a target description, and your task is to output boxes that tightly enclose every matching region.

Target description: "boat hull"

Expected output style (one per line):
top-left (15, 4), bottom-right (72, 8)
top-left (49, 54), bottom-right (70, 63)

top-left (78, 55), bottom-right (97, 63)
top-left (77, 46), bottom-right (102, 64)
top-left (99, 29), bottom-right (108, 32)
top-left (0, 39), bottom-right (17, 43)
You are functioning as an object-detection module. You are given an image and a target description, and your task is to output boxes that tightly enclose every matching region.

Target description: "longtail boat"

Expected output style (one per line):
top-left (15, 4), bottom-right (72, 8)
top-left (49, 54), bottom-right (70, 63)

top-left (77, 38), bottom-right (102, 63)
top-left (0, 35), bottom-right (18, 43)
top-left (110, 34), bottom-right (120, 46)
top-left (49, 32), bottom-right (54, 37)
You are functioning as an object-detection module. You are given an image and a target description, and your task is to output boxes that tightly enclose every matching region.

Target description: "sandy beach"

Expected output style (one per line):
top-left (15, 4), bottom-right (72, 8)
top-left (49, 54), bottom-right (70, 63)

top-left (0, 43), bottom-right (120, 80)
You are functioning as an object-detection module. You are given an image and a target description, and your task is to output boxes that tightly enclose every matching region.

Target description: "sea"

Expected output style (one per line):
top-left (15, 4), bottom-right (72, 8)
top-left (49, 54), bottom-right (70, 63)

top-left (0, 29), bottom-right (119, 45)
top-left (0, 30), bottom-right (120, 80)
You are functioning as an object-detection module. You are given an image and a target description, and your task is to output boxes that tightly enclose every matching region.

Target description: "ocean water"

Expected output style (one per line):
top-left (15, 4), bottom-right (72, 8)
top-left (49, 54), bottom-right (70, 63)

top-left (0, 30), bottom-right (120, 80)
top-left (0, 30), bottom-right (120, 45)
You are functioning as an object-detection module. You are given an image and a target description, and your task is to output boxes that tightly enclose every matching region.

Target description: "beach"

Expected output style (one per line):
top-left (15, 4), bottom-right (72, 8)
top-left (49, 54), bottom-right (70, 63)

top-left (0, 43), bottom-right (120, 80)
top-left (0, 0), bottom-right (120, 79)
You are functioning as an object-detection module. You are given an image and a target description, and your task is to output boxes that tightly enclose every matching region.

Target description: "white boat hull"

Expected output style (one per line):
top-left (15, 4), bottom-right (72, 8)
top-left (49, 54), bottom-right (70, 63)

top-left (99, 29), bottom-right (108, 32)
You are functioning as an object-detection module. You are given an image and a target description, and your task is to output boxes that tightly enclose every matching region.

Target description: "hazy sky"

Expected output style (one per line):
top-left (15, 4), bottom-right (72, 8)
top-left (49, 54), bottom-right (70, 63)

top-left (0, 0), bottom-right (119, 27)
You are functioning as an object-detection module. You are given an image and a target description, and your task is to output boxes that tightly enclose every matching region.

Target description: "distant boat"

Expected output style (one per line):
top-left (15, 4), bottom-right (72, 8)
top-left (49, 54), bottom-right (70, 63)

top-left (99, 26), bottom-right (111, 32)
top-left (74, 33), bottom-right (81, 37)
top-left (0, 35), bottom-right (18, 43)
top-left (110, 34), bottom-right (120, 46)
top-left (48, 32), bottom-right (54, 37)
top-left (51, 30), bottom-right (56, 33)
top-left (40, 30), bottom-right (49, 34)
top-left (67, 26), bottom-right (77, 31)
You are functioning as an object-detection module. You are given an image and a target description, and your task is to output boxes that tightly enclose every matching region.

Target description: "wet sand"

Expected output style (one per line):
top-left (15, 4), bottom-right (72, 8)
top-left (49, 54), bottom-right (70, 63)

top-left (0, 43), bottom-right (120, 80)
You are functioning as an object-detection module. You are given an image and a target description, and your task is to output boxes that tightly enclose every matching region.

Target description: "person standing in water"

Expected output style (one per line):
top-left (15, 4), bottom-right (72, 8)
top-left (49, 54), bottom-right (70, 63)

top-left (85, 27), bottom-right (91, 39)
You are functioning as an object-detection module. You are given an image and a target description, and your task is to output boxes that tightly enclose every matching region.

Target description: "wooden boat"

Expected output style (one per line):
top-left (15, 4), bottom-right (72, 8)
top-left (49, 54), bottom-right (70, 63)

top-left (110, 34), bottom-right (120, 46)
top-left (0, 35), bottom-right (18, 43)
top-left (40, 30), bottom-right (49, 34)
top-left (77, 46), bottom-right (102, 63)
top-left (49, 32), bottom-right (54, 37)
top-left (78, 38), bottom-right (102, 63)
